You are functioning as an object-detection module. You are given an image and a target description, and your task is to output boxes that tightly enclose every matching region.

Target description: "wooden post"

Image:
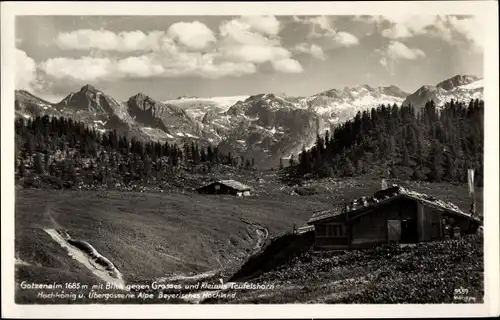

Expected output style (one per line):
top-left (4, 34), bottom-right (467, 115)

top-left (439, 214), bottom-right (443, 239)
top-left (417, 201), bottom-right (425, 242)
top-left (344, 205), bottom-right (351, 246)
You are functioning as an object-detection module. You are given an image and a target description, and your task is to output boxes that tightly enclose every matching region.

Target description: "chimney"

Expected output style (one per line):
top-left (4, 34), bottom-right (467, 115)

top-left (381, 179), bottom-right (388, 190)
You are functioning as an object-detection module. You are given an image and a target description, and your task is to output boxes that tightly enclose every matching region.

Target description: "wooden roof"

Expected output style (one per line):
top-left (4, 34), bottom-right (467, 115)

top-left (199, 179), bottom-right (252, 191)
top-left (308, 185), bottom-right (480, 225)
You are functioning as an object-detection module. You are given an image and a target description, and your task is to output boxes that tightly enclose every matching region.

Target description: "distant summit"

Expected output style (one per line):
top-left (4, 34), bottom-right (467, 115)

top-left (402, 74), bottom-right (483, 112)
top-left (56, 84), bottom-right (120, 114)
top-left (79, 84), bottom-right (99, 94)
top-left (436, 75), bottom-right (479, 91)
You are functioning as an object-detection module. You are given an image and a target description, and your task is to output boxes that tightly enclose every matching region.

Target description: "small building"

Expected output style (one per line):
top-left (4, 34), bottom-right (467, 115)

top-left (197, 179), bottom-right (252, 196)
top-left (307, 185), bottom-right (481, 250)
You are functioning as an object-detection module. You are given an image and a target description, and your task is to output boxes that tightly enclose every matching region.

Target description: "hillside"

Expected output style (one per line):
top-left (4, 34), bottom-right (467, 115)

top-left (209, 233), bottom-right (483, 304)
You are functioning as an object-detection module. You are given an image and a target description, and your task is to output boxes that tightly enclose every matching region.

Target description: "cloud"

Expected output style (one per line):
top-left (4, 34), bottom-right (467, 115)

top-left (371, 15), bottom-right (483, 52)
top-left (39, 52), bottom-right (256, 83)
top-left (271, 58), bottom-right (303, 73)
top-left (386, 41), bottom-right (425, 60)
top-left (293, 16), bottom-right (337, 38)
top-left (377, 41), bottom-right (425, 69)
top-left (376, 40), bottom-right (426, 72)
top-left (15, 49), bottom-right (37, 91)
top-left (217, 16), bottom-right (302, 74)
top-left (40, 57), bottom-right (117, 82)
top-left (294, 43), bottom-right (326, 60)
top-left (167, 21), bottom-right (216, 50)
top-left (237, 16), bottom-right (281, 36)
top-left (334, 31), bottom-right (359, 46)
top-left (116, 56), bottom-right (166, 78)
top-left (219, 45), bottom-right (291, 64)
top-left (293, 16), bottom-right (359, 49)
top-left (436, 16), bottom-right (483, 52)
top-left (219, 17), bottom-right (280, 46)
top-left (56, 29), bottom-right (167, 52)
top-left (380, 15), bottom-right (437, 39)
top-left (33, 16), bottom-right (304, 94)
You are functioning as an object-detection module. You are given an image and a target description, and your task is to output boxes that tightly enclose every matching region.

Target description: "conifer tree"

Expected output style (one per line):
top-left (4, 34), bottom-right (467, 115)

top-left (34, 153), bottom-right (44, 174)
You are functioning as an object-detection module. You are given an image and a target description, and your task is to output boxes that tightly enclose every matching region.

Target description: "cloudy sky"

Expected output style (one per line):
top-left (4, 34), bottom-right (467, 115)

top-left (16, 15), bottom-right (483, 102)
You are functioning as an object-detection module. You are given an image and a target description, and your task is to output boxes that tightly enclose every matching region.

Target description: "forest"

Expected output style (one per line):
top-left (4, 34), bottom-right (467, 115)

top-left (14, 116), bottom-right (256, 190)
top-left (14, 98), bottom-right (484, 190)
top-left (287, 99), bottom-right (484, 186)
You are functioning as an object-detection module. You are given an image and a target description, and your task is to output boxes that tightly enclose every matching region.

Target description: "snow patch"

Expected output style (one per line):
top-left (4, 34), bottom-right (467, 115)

top-left (456, 79), bottom-right (484, 90)
top-left (44, 229), bottom-right (125, 289)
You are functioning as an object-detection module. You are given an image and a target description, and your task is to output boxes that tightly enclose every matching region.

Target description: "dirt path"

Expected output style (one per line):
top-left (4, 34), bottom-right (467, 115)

top-left (44, 228), bottom-right (125, 289)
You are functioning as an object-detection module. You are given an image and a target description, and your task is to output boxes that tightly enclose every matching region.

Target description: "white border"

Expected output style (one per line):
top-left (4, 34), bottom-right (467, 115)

top-left (1, 1), bottom-right (499, 318)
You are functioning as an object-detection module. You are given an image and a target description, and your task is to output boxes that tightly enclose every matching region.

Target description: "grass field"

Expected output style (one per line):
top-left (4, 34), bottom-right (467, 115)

top-left (14, 176), bottom-right (484, 304)
top-left (210, 234), bottom-right (484, 304)
top-left (14, 186), bottom-right (330, 303)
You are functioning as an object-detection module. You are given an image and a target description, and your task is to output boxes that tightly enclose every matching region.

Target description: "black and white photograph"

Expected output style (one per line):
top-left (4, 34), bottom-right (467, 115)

top-left (1, 1), bottom-right (499, 318)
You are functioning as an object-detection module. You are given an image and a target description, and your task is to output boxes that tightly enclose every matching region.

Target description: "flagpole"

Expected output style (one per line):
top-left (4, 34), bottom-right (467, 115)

top-left (467, 168), bottom-right (477, 234)
top-left (468, 168), bottom-right (476, 216)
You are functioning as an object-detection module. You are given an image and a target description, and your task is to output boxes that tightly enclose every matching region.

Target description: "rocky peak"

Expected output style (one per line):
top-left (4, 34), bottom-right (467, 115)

top-left (379, 85), bottom-right (409, 98)
top-left (56, 85), bottom-right (117, 114)
top-left (128, 92), bottom-right (155, 106)
top-left (436, 75), bottom-right (479, 91)
top-left (80, 84), bottom-right (99, 94)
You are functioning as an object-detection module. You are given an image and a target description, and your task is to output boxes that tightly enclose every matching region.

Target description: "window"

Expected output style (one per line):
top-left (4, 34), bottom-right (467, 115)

top-left (316, 223), bottom-right (346, 237)
top-left (316, 224), bottom-right (327, 237)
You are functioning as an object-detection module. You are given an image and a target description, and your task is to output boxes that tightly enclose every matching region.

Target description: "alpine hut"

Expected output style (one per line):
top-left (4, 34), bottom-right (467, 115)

top-left (197, 180), bottom-right (252, 196)
top-left (307, 185), bottom-right (481, 250)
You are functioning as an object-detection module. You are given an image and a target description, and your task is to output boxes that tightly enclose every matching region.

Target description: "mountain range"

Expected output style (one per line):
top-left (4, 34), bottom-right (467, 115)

top-left (15, 74), bottom-right (483, 168)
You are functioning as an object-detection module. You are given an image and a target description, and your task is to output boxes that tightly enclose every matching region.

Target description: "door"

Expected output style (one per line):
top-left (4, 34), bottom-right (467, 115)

top-left (401, 219), bottom-right (418, 243)
top-left (387, 220), bottom-right (401, 243)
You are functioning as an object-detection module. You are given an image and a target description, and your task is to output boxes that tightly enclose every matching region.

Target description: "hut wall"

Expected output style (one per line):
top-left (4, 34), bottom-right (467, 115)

top-left (351, 204), bottom-right (392, 245)
top-left (351, 198), bottom-right (418, 246)
top-left (313, 215), bottom-right (349, 249)
top-left (423, 206), bottom-right (444, 240)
